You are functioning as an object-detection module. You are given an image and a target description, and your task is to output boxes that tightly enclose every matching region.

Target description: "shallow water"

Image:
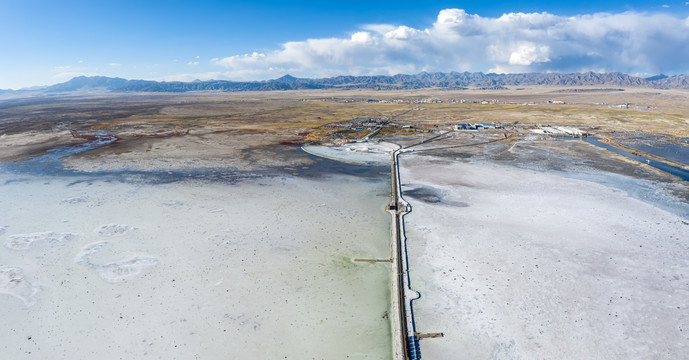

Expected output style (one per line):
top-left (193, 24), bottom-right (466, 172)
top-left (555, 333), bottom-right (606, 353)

top-left (614, 134), bottom-right (689, 166)
top-left (581, 137), bottom-right (689, 182)
top-left (0, 148), bottom-right (393, 358)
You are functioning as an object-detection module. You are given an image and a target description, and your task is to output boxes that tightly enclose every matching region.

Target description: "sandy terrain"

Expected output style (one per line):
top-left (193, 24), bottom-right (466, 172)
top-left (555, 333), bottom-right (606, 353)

top-left (399, 151), bottom-right (689, 360)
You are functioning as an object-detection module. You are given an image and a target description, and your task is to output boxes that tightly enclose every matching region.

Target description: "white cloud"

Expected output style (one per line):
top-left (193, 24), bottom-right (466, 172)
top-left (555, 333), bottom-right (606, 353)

top-left (211, 9), bottom-right (689, 79)
top-left (351, 31), bottom-right (374, 44)
top-left (151, 72), bottom-right (226, 82)
top-left (187, 61), bottom-right (199, 66)
top-left (662, 4), bottom-right (670, 8)
top-left (383, 26), bottom-right (427, 40)
top-left (507, 42), bottom-right (551, 66)
top-left (109, 63), bottom-right (121, 67)
top-left (362, 24), bottom-right (396, 34)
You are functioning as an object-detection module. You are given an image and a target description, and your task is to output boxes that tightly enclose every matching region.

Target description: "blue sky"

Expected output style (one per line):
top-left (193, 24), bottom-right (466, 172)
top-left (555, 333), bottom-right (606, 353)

top-left (2, 0), bottom-right (689, 89)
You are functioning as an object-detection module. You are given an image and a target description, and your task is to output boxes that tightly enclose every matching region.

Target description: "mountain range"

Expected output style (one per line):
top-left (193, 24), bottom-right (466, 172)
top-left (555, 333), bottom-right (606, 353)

top-left (5, 72), bottom-right (689, 94)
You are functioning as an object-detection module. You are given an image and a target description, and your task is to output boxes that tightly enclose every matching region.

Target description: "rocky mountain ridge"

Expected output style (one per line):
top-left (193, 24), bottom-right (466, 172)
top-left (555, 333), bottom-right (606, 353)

top-left (9, 71), bottom-right (689, 93)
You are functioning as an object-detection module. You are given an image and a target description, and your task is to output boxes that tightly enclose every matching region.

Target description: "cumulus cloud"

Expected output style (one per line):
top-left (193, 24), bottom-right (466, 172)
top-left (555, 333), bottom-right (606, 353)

top-left (211, 9), bottom-right (689, 79)
top-left (507, 42), bottom-right (551, 66)
top-left (149, 72), bottom-right (236, 83)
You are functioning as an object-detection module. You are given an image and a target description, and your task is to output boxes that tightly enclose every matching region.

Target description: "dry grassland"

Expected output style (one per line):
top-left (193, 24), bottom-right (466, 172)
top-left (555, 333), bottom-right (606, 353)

top-left (1, 87), bottom-right (687, 165)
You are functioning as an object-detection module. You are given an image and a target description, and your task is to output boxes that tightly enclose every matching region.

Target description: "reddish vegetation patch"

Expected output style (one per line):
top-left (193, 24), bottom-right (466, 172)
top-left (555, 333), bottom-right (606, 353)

top-left (134, 129), bottom-right (190, 138)
top-left (70, 130), bottom-right (120, 144)
top-left (279, 131), bottom-right (315, 146)
top-left (209, 129), bottom-right (262, 135)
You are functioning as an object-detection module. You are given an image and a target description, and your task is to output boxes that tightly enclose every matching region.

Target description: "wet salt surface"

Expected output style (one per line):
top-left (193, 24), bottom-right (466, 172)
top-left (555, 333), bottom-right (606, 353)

top-left (1, 140), bottom-right (387, 187)
top-left (6, 134), bottom-right (118, 175)
top-left (0, 166), bottom-right (392, 359)
top-left (402, 185), bottom-right (469, 207)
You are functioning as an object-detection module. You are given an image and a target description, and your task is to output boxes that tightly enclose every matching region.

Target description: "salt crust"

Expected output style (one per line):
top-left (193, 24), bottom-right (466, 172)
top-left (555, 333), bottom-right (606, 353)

top-left (0, 172), bottom-right (392, 359)
top-left (4, 231), bottom-right (77, 250)
top-left (0, 266), bottom-right (40, 307)
top-left (76, 240), bottom-right (159, 283)
top-left (95, 224), bottom-right (136, 237)
top-left (302, 141), bottom-right (398, 164)
top-left (400, 154), bottom-right (689, 360)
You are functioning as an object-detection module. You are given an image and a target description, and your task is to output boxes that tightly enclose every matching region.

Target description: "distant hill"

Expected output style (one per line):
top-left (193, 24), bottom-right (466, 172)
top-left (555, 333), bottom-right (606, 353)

top-left (651, 74), bottom-right (689, 89)
top-left (645, 74), bottom-right (669, 81)
top-left (45, 76), bottom-right (131, 92)
top-left (29, 72), bottom-right (689, 93)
